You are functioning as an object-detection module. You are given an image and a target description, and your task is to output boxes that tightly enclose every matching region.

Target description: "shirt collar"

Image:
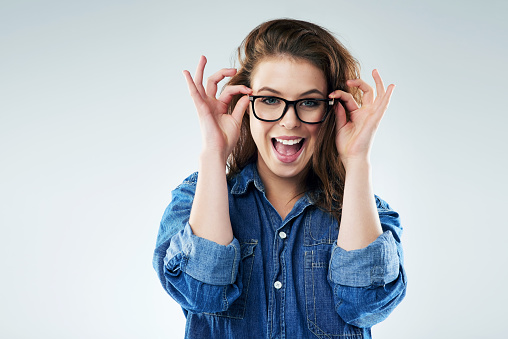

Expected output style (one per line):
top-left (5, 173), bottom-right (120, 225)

top-left (229, 163), bottom-right (315, 207)
top-left (229, 162), bottom-right (266, 195)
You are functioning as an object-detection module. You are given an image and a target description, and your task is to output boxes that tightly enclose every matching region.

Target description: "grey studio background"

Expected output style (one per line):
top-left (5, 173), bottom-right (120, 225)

top-left (1, 0), bottom-right (506, 338)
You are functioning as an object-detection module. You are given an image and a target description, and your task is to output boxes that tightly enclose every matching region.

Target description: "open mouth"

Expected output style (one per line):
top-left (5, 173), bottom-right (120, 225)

top-left (272, 137), bottom-right (305, 156)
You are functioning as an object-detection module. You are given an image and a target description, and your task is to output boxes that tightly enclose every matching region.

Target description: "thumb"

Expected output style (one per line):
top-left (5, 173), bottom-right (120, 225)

top-left (336, 102), bottom-right (347, 131)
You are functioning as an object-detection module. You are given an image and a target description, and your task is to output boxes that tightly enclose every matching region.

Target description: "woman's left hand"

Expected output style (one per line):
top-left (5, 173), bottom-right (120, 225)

top-left (329, 69), bottom-right (395, 170)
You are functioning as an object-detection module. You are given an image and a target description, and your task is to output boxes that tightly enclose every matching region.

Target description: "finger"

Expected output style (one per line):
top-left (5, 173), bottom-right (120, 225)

top-left (193, 55), bottom-right (207, 97)
top-left (231, 95), bottom-right (250, 123)
top-left (218, 85), bottom-right (252, 105)
top-left (376, 84), bottom-right (395, 117)
top-left (206, 68), bottom-right (238, 97)
top-left (183, 70), bottom-right (209, 115)
top-left (369, 84), bottom-right (395, 127)
top-left (346, 78), bottom-right (374, 104)
top-left (183, 70), bottom-right (204, 102)
top-left (372, 69), bottom-right (386, 99)
top-left (335, 102), bottom-right (347, 131)
top-left (328, 90), bottom-right (360, 112)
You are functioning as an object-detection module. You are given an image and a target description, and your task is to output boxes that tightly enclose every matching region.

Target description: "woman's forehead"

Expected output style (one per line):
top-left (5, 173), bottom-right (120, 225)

top-left (250, 57), bottom-right (327, 97)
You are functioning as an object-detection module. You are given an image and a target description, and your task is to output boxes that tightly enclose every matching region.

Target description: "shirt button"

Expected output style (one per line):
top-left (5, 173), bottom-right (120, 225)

top-left (279, 231), bottom-right (287, 239)
top-left (274, 281), bottom-right (282, 289)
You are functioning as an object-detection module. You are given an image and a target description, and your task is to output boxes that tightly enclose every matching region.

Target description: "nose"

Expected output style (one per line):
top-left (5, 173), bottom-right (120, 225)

top-left (279, 104), bottom-right (300, 129)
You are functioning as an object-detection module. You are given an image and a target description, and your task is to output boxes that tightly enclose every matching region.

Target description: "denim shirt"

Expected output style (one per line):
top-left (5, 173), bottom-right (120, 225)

top-left (153, 163), bottom-right (406, 339)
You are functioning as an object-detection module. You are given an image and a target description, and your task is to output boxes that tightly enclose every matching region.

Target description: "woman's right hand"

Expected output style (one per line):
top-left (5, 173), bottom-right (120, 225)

top-left (183, 56), bottom-right (252, 162)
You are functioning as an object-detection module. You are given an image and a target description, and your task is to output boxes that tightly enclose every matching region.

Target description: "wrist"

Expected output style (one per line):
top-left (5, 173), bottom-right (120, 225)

top-left (199, 148), bottom-right (228, 167)
top-left (341, 156), bottom-right (372, 173)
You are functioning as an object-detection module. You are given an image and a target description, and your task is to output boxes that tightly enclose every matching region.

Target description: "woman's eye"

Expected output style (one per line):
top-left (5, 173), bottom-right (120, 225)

top-left (261, 97), bottom-right (280, 105)
top-left (300, 100), bottom-right (319, 107)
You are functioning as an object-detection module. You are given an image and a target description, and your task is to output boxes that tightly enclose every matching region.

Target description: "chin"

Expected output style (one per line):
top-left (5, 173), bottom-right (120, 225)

top-left (268, 157), bottom-right (311, 180)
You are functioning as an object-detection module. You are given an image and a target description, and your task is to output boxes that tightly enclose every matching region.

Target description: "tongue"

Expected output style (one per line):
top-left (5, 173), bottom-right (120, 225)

top-left (274, 141), bottom-right (301, 156)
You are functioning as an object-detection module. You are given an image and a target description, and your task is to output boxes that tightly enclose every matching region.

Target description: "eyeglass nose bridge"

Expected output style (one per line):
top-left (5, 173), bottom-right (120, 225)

top-left (279, 99), bottom-right (300, 122)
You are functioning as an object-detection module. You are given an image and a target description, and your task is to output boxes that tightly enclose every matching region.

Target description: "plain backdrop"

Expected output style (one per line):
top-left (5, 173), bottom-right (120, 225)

top-left (1, 0), bottom-right (507, 338)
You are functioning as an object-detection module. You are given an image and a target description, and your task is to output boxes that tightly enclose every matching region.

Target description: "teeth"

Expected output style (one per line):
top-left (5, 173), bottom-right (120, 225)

top-left (275, 138), bottom-right (303, 145)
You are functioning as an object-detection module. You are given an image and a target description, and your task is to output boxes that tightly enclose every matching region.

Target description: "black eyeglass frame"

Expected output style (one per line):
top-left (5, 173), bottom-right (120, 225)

top-left (248, 95), bottom-right (335, 124)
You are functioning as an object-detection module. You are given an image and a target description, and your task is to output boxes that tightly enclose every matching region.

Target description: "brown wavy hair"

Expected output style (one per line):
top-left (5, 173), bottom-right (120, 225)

top-left (225, 19), bottom-right (362, 221)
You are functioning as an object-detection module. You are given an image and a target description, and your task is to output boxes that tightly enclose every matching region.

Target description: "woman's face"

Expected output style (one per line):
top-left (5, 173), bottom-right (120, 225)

top-left (249, 57), bottom-right (327, 184)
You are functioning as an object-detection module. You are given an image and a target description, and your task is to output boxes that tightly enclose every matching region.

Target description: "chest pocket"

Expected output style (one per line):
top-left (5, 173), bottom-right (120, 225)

top-left (304, 212), bottom-right (338, 246)
top-left (205, 240), bottom-right (257, 319)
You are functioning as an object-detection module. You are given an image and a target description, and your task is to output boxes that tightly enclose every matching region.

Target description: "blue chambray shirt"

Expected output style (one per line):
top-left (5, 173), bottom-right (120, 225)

top-left (153, 163), bottom-right (407, 339)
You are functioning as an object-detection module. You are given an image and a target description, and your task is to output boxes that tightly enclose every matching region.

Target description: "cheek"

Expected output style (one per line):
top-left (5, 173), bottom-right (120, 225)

top-left (249, 114), bottom-right (265, 146)
top-left (306, 126), bottom-right (321, 154)
top-left (308, 126), bottom-right (320, 142)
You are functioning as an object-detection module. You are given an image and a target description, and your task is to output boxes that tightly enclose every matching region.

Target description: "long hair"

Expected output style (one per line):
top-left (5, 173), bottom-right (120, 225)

top-left (225, 19), bottom-right (362, 221)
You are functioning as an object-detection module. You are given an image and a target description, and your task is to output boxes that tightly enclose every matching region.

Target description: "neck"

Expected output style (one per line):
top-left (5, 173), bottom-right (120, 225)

top-left (256, 158), bottom-right (307, 219)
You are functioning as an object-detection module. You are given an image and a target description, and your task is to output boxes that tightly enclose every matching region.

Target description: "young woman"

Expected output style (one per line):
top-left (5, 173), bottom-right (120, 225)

top-left (153, 19), bottom-right (406, 338)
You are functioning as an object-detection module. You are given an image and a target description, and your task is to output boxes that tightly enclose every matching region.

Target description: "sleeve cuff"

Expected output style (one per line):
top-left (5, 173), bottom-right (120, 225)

top-left (329, 230), bottom-right (399, 287)
top-left (164, 223), bottom-right (241, 286)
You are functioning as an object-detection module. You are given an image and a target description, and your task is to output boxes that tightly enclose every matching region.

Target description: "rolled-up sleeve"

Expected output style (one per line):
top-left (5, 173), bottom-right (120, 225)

top-left (165, 223), bottom-right (241, 285)
top-left (329, 230), bottom-right (399, 287)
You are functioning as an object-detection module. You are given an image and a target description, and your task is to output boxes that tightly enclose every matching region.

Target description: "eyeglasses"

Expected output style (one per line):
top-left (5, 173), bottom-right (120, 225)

top-left (249, 95), bottom-right (334, 124)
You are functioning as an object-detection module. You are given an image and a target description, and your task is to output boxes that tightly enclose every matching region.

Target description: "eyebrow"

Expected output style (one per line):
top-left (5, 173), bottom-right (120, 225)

top-left (257, 86), bottom-right (326, 97)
